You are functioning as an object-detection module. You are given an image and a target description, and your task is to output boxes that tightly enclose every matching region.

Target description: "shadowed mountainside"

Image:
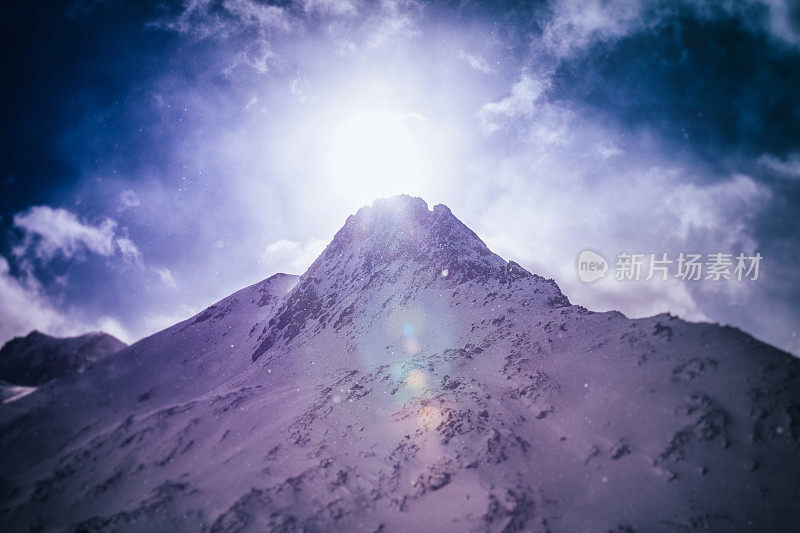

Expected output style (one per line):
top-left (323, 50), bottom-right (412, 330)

top-left (0, 330), bottom-right (126, 387)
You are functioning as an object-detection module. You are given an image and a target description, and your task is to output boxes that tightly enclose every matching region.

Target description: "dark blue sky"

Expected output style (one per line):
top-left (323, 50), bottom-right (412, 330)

top-left (1, 0), bottom-right (799, 355)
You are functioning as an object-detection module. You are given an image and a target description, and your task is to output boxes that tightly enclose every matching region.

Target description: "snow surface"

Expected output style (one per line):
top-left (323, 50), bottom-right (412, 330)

top-left (0, 381), bottom-right (36, 404)
top-left (1, 195), bottom-right (799, 532)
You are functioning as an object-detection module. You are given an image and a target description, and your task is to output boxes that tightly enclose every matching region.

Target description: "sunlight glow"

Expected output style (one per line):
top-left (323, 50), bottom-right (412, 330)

top-left (323, 107), bottom-right (442, 204)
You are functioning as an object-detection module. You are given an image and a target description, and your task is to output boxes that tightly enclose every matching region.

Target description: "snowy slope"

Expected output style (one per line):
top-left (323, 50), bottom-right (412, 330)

top-left (0, 196), bottom-right (799, 532)
top-left (0, 330), bottom-right (126, 387)
top-left (0, 381), bottom-right (37, 404)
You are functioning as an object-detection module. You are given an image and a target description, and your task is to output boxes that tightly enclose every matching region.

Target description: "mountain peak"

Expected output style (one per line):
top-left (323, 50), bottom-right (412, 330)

top-left (311, 195), bottom-right (565, 291)
top-left (0, 330), bottom-right (127, 386)
top-left (252, 196), bottom-right (569, 360)
top-left (336, 195), bottom-right (442, 246)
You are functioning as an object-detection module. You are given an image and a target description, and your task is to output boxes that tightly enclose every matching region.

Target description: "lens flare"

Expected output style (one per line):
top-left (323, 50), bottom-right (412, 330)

top-left (405, 368), bottom-right (427, 388)
top-left (417, 405), bottom-right (442, 430)
top-left (404, 339), bottom-right (421, 355)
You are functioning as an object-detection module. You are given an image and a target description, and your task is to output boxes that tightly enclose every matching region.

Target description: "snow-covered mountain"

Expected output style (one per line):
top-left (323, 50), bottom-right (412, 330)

top-left (0, 330), bottom-right (126, 387)
top-left (1, 195), bottom-right (799, 532)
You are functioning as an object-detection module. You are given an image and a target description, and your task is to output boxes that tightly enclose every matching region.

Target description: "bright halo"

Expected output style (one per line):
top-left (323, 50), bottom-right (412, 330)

top-left (323, 107), bottom-right (440, 204)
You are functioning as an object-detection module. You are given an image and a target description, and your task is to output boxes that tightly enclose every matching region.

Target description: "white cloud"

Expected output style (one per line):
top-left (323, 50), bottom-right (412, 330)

top-left (264, 239), bottom-right (299, 256)
top-left (226, 39), bottom-right (277, 74)
top-left (223, 0), bottom-right (293, 72)
top-left (94, 316), bottom-right (134, 344)
top-left (365, 0), bottom-right (422, 49)
top-left (261, 238), bottom-right (328, 274)
top-left (573, 276), bottom-right (710, 323)
top-left (464, 99), bottom-right (774, 338)
top-left (14, 207), bottom-right (116, 259)
top-left (664, 174), bottom-right (771, 252)
top-left (690, 0), bottom-right (800, 48)
top-left (542, 0), bottom-right (646, 57)
top-left (759, 152), bottom-right (800, 179)
top-left (120, 189), bottom-right (141, 208)
top-left (141, 303), bottom-right (202, 336)
top-left (459, 51), bottom-right (493, 74)
top-left (289, 75), bottom-right (308, 103)
top-left (302, 0), bottom-right (358, 16)
top-left (153, 0), bottom-right (292, 73)
top-left (596, 142), bottom-right (625, 159)
top-left (396, 111), bottom-right (430, 123)
top-left (156, 0), bottom-right (290, 37)
top-left (0, 256), bottom-right (70, 345)
top-left (0, 205), bottom-right (153, 346)
top-left (539, 0), bottom-right (800, 59)
top-left (479, 74), bottom-right (548, 132)
top-left (525, 102), bottom-right (573, 145)
top-left (760, 0), bottom-right (800, 47)
top-left (154, 267), bottom-right (178, 289)
top-left (153, 0), bottom-right (232, 38)
top-left (115, 237), bottom-right (142, 263)
top-left (244, 95), bottom-right (259, 111)
top-left (224, 0), bottom-right (290, 31)
top-left (0, 255), bottom-right (133, 346)
top-left (12, 206), bottom-right (141, 262)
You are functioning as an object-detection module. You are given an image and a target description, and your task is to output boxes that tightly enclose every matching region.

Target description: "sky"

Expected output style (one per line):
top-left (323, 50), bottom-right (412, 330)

top-left (0, 0), bottom-right (799, 355)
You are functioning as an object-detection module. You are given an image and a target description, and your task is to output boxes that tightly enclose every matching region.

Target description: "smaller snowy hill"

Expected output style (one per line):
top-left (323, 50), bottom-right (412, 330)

top-left (0, 330), bottom-right (126, 387)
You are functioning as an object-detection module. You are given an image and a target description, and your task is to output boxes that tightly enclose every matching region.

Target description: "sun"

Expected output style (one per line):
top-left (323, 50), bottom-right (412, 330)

top-left (322, 106), bottom-right (442, 205)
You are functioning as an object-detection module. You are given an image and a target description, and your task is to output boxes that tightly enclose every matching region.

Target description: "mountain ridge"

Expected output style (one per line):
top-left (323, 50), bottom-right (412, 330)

top-left (0, 195), bottom-right (798, 532)
top-left (0, 330), bottom-right (127, 387)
